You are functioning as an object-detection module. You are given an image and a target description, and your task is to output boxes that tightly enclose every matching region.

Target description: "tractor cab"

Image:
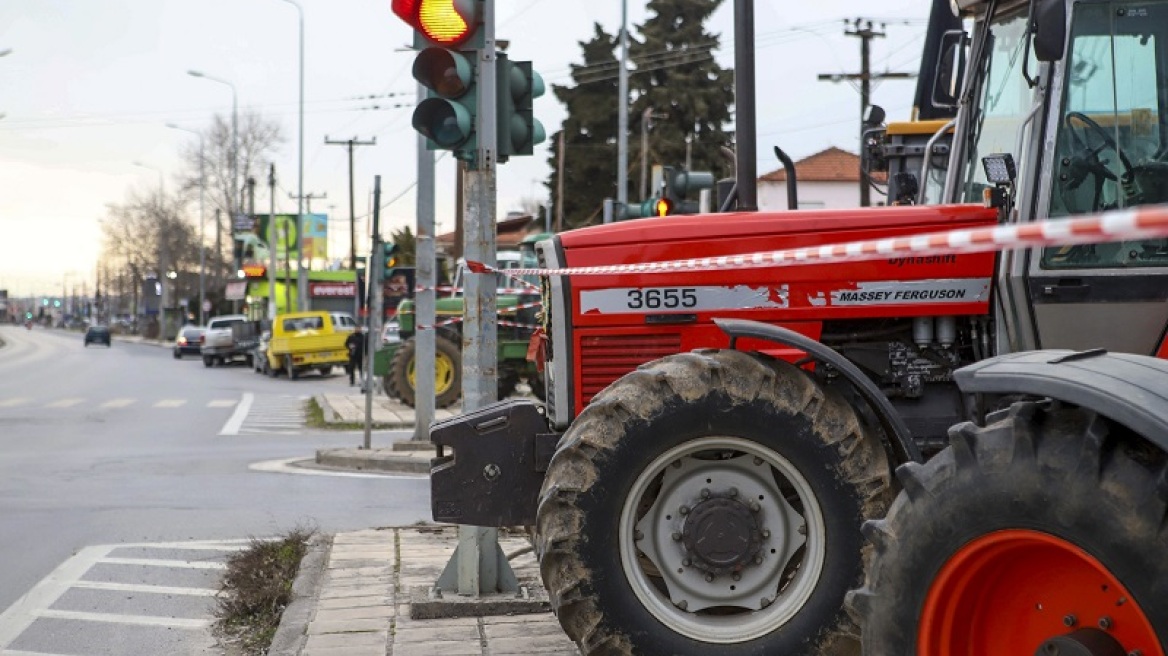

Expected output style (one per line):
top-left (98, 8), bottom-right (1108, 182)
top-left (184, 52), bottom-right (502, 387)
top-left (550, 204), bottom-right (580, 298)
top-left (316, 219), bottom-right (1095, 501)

top-left (944, 0), bottom-right (1168, 356)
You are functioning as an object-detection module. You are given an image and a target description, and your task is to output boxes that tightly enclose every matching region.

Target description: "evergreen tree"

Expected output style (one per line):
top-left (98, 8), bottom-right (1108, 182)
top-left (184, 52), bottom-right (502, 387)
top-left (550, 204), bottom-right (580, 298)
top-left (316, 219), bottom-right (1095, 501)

top-left (630, 0), bottom-right (734, 191)
top-left (545, 24), bottom-right (621, 230)
top-left (545, 1), bottom-right (733, 229)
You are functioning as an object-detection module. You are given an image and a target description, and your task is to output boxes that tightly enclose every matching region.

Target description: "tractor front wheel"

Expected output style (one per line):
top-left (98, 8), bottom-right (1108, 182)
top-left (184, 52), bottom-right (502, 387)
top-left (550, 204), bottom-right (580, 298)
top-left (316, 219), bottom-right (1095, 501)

top-left (536, 350), bottom-right (892, 655)
top-left (851, 402), bottom-right (1168, 655)
top-left (387, 335), bottom-right (461, 408)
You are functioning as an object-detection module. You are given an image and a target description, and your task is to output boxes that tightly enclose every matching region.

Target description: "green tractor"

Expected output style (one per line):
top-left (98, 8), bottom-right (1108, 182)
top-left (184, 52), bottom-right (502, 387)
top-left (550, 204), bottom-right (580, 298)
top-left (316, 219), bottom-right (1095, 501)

top-left (375, 233), bottom-right (547, 408)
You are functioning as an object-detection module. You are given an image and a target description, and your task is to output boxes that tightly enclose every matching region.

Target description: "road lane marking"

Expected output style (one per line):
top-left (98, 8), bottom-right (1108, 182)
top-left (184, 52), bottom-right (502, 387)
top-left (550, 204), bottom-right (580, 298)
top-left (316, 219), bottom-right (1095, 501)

top-left (0, 398), bottom-right (31, 408)
top-left (250, 457), bottom-right (426, 479)
top-left (44, 399), bottom-right (83, 408)
top-left (100, 399), bottom-right (135, 409)
top-left (36, 609), bottom-right (211, 629)
top-left (153, 400), bottom-right (187, 408)
top-left (207, 400), bottom-right (237, 408)
top-left (97, 558), bottom-right (226, 570)
top-left (219, 393), bottom-right (253, 436)
top-left (0, 545), bottom-right (108, 647)
top-left (71, 581), bottom-right (217, 596)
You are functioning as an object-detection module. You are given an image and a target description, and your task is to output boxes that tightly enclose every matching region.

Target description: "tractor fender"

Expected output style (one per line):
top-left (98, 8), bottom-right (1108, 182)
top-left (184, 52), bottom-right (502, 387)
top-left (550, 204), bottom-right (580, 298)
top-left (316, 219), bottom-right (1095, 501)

top-left (955, 349), bottom-right (1168, 453)
top-left (714, 318), bottom-right (922, 465)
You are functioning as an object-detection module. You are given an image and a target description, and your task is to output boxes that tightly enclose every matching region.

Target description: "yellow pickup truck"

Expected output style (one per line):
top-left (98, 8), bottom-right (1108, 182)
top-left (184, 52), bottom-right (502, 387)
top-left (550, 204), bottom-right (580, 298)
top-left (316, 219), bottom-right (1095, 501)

top-left (267, 311), bottom-right (354, 379)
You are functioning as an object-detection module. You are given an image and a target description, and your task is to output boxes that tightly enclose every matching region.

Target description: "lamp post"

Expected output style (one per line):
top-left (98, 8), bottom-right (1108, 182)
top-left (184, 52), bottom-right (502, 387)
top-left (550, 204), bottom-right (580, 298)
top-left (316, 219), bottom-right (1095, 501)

top-left (166, 123), bottom-right (207, 326)
top-left (275, 0), bottom-right (307, 310)
top-left (187, 71), bottom-right (239, 229)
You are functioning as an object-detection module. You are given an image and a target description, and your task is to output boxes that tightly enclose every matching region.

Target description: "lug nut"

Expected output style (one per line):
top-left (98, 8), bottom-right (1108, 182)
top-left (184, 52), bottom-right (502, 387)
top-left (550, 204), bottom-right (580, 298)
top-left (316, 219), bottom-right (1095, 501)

top-left (754, 556), bottom-right (763, 565)
top-left (701, 488), bottom-right (711, 499)
top-left (672, 532), bottom-right (682, 541)
top-left (682, 558), bottom-right (692, 567)
top-left (675, 600), bottom-right (688, 611)
top-left (760, 597), bottom-right (772, 608)
top-left (634, 530), bottom-right (643, 541)
top-left (761, 529), bottom-right (771, 539)
top-left (672, 460), bottom-right (683, 468)
top-left (754, 457), bottom-right (764, 466)
top-left (704, 574), bottom-right (714, 582)
top-left (728, 487), bottom-right (738, 498)
top-left (1063, 614), bottom-right (1077, 627)
top-left (797, 524), bottom-right (807, 535)
top-left (680, 505), bottom-right (690, 515)
top-left (732, 573), bottom-right (741, 581)
top-left (1099, 616), bottom-right (1113, 630)
top-left (749, 501), bottom-right (760, 512)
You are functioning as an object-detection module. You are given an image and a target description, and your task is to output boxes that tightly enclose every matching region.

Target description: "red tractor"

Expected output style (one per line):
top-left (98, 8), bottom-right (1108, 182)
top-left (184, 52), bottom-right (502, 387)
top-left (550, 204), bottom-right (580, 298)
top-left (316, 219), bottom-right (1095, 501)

top-left (432, 0), bottom-right (1168, 653)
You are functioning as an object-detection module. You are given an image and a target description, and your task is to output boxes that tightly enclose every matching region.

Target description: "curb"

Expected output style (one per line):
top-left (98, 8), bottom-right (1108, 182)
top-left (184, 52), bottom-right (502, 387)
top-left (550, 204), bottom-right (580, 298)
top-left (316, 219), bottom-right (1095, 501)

top-left (267, 533), bottom-right (333, 656)
top-left (315, 448), bottom-right (431, 474)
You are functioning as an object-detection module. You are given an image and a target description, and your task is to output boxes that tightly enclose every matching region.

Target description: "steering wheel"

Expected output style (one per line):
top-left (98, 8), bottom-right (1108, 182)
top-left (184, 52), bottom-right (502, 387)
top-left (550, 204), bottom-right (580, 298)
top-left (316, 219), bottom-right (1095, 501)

top-left (1062, 111), bottom-right (1138, 211)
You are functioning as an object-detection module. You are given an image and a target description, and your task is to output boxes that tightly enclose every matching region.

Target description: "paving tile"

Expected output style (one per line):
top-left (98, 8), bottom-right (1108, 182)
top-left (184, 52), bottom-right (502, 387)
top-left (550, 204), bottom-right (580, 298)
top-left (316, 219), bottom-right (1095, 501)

top-left (308, 617), bottom-right (391, 634)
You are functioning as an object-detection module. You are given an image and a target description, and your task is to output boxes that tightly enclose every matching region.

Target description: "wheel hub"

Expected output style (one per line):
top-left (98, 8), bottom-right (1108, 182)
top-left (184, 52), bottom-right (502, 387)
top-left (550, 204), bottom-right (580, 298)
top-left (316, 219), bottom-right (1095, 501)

top-left (1035, 629), bottom-right (1126, 656)
top-left (681, 496), bottom-right (762, 576)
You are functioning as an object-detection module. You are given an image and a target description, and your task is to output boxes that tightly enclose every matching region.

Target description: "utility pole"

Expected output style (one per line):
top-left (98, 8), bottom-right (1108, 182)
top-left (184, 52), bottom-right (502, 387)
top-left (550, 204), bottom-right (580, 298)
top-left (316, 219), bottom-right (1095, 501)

top-left (324, 136), bottom-right (377, 270)
top-left (289, 191), bottom-right (327, 215)
top-left (639, 107), bottom-right (668, 200)
top-left (555, 132), bottom-right (565, 232)
top-left (268, 164), bottom-right (278, 319)
top-left (818, 18), bottom-right (914, 207)
top-left (617, 0), bottom-right (629, 207)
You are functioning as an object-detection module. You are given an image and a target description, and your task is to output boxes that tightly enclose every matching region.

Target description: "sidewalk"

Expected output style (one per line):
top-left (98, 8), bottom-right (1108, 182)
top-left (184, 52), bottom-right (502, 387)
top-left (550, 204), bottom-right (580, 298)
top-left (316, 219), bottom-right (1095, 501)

top-left (278, 393), bottom-right (577, 655)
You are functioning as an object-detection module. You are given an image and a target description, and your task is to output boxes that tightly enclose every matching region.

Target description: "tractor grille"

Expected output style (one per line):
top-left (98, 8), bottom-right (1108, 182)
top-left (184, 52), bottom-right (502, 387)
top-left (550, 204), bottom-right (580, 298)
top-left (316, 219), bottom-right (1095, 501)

top-left (579, 333), bottom-right (682, 404)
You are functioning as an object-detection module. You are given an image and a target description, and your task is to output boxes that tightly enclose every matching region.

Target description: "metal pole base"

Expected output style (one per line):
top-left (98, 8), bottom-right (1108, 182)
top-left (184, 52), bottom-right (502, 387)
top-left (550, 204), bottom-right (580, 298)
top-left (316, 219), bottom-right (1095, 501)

top-left (435, 526), bottom-right (518, 596)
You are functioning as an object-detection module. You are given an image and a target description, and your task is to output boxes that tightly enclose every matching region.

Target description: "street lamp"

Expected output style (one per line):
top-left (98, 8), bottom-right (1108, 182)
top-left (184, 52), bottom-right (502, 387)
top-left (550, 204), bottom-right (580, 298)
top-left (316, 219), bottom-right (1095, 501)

top-left (274, 0), bottom-right (307, 311)
top-left (167, 123), bottom-right (207, 326)
top-left (187, 70), bottom-right (239, 219)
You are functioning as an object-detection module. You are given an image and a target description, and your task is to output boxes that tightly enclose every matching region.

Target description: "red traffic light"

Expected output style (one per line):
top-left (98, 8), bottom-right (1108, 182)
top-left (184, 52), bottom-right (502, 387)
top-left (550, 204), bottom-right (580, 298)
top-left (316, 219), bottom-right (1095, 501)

top-left (392, 0), bottom-right (479, 47)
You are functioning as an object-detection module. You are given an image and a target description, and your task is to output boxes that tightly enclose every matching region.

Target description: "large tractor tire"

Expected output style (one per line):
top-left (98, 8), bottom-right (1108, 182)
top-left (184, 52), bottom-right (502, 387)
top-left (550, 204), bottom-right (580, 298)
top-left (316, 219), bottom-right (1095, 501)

top-left (387, 335), bottom-right (462, 408)
top-left (535, 350), bottom-right (892, 655)
top-left (850, 402), bottom-right (1168, 655)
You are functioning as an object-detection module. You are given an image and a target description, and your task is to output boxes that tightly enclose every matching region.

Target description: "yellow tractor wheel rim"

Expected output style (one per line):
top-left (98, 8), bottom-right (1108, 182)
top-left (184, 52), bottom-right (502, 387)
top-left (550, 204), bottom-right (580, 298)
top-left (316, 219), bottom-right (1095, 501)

top-left (407, 351), bottom-right (456, 395)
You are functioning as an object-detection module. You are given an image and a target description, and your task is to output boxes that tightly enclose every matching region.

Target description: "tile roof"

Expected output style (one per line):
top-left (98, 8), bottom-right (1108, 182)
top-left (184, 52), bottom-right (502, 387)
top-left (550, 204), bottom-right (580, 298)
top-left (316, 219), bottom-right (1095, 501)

top-left (760, 146), bottom-right (868, 183)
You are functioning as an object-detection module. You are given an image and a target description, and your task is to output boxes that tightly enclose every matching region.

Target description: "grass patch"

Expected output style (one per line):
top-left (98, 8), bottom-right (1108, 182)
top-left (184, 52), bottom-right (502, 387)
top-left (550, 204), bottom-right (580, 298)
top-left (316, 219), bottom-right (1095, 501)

top-left (304, 398), bottom-right (326, 428)
top-left (215, 527), bottom-right (315, 656)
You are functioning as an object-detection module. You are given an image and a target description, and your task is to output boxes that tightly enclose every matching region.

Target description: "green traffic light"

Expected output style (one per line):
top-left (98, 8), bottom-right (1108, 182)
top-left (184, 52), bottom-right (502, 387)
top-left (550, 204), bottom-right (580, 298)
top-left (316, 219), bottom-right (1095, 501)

top-left (413, 48), bottom-right (473, 98)
top-left (414, 98), bottom-right (473, 148)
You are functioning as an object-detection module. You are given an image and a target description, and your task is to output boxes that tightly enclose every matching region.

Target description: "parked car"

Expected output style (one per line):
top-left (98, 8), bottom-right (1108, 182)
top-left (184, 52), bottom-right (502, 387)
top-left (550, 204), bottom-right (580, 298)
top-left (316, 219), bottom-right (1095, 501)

top-left (83, 325), bottom-right (111, 347)
top-left (173, 325), bottom-right (205, 359)
top-left (267, 310), bottom-right (350, 379)
top-left (201, 315), bottom-right (260, 367)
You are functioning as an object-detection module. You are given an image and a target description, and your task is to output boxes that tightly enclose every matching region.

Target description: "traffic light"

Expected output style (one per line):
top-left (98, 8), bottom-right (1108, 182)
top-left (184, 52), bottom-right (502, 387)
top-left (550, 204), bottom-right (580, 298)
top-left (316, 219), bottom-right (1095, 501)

top-left (497, 55), bottom-right (545, 162)
top-left (394, 0), bottom-right (483, 161)
top-left (662, 166), bottom-right (717, 215)
top-left (383, 242), bottom-right (399, 278)
top-left (615, 196), bottom-right (673, 220)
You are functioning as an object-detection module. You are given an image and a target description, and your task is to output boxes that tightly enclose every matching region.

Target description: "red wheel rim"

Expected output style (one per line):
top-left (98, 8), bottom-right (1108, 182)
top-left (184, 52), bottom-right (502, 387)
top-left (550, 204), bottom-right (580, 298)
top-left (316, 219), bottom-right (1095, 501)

top-left (919, 529), bottom-right (1161, 656)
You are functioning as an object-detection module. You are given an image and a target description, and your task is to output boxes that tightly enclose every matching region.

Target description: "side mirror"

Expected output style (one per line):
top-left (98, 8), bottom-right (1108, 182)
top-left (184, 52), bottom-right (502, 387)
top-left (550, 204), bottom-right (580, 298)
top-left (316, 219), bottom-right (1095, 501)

top-left (932, 29), bottom-right (968, 109)
top-left (1033, 0), bottom-right (1067, 62)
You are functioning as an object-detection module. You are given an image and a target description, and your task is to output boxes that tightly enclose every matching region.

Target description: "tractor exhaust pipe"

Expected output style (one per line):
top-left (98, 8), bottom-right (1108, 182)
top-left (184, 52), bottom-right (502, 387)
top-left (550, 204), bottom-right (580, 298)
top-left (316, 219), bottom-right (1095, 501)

top-left (774, 146), bottom-right (798, 210)
top-left (734, 0), bottom-right (757, 211)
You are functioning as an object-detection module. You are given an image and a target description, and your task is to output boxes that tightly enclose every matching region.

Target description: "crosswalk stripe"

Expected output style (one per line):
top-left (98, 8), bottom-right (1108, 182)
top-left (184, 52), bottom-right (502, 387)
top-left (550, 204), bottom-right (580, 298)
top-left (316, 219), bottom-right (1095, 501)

top-left (44, 399), bottom-right (83, 408)
top-left (0, 398), bottom-right (31, 408)
top-left (36, 609), bottom-right (211, 629)
top-left (98, 557), bottom-right (227, 570)
top-left (206, 400), bottom-right (237, 408)
top-left (100, 399), bottom-right (135, 409)
top-left (152, 400), bottom-right (186, 408)
top-left (70, 581), bottom-right (218, 597)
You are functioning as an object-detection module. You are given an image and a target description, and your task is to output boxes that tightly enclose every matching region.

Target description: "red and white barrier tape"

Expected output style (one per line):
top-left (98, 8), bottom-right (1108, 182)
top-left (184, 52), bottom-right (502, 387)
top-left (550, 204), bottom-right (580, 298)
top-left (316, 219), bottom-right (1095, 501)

top-left (397, 300), bottom-right (542, 318)
top-left (463, 205), bottom-right (1168, 277)
top-left (416, 316), bottom-right (540, 331)
top-left (411, 284), bottom-right (539, 295)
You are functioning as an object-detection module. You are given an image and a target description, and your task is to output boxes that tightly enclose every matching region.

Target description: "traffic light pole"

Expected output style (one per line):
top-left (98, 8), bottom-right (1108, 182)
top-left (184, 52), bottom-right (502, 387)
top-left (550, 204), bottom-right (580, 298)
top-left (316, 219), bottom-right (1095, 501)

top-left (435, 0), bottom-right (519, 597)
top-left (414, 81), bottom-right (436, 442)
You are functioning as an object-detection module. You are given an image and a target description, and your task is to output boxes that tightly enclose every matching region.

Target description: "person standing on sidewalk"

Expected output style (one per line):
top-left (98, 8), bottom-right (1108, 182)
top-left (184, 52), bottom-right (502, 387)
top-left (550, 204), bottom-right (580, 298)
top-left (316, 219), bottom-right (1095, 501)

top-left (345, 327), bottom-right (367, 386)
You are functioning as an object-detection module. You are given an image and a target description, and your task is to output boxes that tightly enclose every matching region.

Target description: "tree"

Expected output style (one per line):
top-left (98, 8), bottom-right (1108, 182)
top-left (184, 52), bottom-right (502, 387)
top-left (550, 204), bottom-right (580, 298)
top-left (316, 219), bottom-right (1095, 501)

top-left (545, 0), bottom-right (734, 230)
top-left (630, 0), bottom-right (734, 188)
top-left (177, 112), bottom-right (283, 291)
top-left (545, 24), bottom-right (622, 230)
top-left (391, 226), bottom-right (417, 266)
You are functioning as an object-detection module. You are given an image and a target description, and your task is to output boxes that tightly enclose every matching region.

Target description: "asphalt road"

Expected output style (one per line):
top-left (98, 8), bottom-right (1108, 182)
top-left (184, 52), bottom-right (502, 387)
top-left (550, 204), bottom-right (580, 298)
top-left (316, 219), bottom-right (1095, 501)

top-left (0, 325), bottom-right (429, 654)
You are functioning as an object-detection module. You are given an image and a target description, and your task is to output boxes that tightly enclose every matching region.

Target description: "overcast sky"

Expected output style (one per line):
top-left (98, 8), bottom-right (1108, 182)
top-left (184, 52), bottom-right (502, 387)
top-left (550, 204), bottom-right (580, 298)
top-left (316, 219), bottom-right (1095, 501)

top-left (0, 0), bottom-right (928, 296)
